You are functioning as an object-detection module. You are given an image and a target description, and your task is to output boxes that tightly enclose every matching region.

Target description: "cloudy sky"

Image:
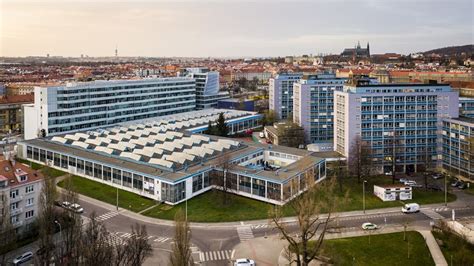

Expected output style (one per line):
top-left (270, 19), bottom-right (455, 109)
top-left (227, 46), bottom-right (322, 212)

top-left (1, 0), bottom-right (472, 57)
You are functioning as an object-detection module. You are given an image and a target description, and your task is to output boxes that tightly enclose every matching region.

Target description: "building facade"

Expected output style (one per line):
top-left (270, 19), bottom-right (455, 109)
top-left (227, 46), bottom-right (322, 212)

top-left (179, 68), bottom-right (229, 110)
top-left (334, 78), bottom-right (459, 173)
top-left (269, 73), bottom-right (303, 120)
top-left (459, 97), bottom-right (474, 118)
top-left (442, 117), bottom-right (474, 181)
top-left (18, 123), bottom-right (326, 206)
top-left (24, 78), bottom-right (197, 139)
top-left (0, 94), bottom-right (34, 137)
top-left (293, 74), bottom-right (346, 145)
top-left (0, 159), bottom-right (43, 233)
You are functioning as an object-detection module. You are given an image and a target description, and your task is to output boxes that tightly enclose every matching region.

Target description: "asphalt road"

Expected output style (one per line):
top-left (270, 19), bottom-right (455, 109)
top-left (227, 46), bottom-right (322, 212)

top-left (5, 190), bottom-right (474, 266)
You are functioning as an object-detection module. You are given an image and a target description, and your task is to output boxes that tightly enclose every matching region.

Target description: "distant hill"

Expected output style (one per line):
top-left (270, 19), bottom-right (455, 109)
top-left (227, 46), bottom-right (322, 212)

top-left (422, 45), bottom-right (473, 56)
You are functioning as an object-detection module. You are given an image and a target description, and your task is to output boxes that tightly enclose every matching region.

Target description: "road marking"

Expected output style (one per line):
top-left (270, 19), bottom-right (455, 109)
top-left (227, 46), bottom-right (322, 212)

top-left (96, 211), bottom-right (119, 222)
top-left (421, 209), bottom-right (445, 220)
top-left (153, 237), bottom-right (170, 243)
top-left (200, 250), bottom-right (234, 262)
top-left (237, 226), bottom-right (254, 242)
top-left (251, 224), bottom-right (269, 229)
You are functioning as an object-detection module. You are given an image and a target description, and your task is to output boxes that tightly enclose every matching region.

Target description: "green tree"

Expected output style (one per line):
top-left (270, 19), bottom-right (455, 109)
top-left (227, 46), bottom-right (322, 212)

top-left (262, 110), bottom-right (276, 127)
top-left (215, 113), bottom-right (229, 137)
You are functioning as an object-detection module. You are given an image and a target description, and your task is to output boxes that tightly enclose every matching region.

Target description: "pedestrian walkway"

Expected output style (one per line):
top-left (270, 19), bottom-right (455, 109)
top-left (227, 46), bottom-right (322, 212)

top-left (96, 211), bottom-right (119, 222)
top-left (418, 230), bottom-right (448, 266)
top-left (251, 224), bottom-right (269, 229)
top-left (421, 209), bottom-right (445, 220)
top-left (152, 237), bottom-right (170, 243)
top-left (199, 250), bottom-right (234, 262)
top-left (237, 226), bottom-right (254, 242)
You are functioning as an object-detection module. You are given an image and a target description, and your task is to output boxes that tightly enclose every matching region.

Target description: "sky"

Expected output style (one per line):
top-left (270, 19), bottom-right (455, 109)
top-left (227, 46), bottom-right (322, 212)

top-left (1, 0), bottom-right (473, 57)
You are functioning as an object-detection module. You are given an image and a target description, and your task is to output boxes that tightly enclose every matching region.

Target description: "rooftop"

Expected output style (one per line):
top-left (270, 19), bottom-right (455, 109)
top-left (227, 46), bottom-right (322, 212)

top-left (0, 160), bottom-right (44, 188)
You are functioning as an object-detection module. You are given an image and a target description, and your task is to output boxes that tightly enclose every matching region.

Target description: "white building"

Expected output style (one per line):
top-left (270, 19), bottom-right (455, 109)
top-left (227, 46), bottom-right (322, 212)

top-left (24, 78), bottom-right (197, 140)
top-left (374, 184), bottom-right (412, 201)
top-left (179, 68), bottom-right (229, 110)
top-left (0, 159), bottom-right (43, 233)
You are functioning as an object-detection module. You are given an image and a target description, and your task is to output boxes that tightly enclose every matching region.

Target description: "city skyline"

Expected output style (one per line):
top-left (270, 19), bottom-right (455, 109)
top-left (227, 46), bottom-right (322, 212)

top-left (1, 0), bottom-right (472, 57)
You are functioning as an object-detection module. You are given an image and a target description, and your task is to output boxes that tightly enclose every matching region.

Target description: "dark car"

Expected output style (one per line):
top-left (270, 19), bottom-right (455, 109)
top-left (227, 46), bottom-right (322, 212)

top-left (457, 182), bottom-right (467, 189)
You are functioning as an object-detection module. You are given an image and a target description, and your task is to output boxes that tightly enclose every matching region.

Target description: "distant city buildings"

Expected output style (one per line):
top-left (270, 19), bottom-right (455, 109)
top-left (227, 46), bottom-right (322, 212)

top-left (293, 74), bottom-right (346, 148)
top-left (334, 77), bottom-right (459, 173)
top-left (459, 97), bottom-right (474, 118)
top-left (269, 73), bottom-right (303, 120)
top-left (24, 78), bottom-right (197, 139)
top-left (0, 158), bottom-right (43, 233)
top-left (178, 68), bottom-right (229, 109)
top-left (442, 117), bottom-right (474, 181)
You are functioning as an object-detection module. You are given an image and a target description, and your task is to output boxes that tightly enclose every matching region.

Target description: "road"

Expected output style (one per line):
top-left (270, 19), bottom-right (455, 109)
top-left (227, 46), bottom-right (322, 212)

top-left (5, 189), bottom-right (474, 266)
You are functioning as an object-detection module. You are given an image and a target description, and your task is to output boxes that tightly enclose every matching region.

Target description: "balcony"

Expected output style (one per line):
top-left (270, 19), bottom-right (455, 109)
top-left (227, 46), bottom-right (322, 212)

top-left (10, 208), bottom-right (23, 216)
top-left (9, 195), bottom-right (23, 203)
top-left (11, 220), bottom-right (23, 228)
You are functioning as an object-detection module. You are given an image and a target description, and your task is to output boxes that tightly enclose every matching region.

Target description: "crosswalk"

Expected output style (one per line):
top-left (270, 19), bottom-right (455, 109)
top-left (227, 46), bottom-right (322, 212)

top-left (153, 237), bottom-right (170, 243)
top-left (237, 226), bottom-right (254, 242)
top-left (113, 232), bottom-right (170, 244)
top-left (96, 211), bottom-right (119, 222)
top-left (432, 207), bottom-right (450, 212)
top-left (338, 212), bottom-right (402, 221)
top-left (421, 209), bottom-right (445, 220)
top-left (199, 250), bottom-right (234, 262)
top-left (251, 224), bottom-right (269, 229)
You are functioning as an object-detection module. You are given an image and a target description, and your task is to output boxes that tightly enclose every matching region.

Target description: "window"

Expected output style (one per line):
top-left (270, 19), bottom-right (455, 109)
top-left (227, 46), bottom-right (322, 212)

top-left (25, 210), bottom-right (34, 219)
top-left (10, 202), bottom-right (19, 210)
top-left (10, 189), bottom-right (19, 199)
top-left (26, 198), bottom-right (34, 206)
top-left (25, 185), bottom-right (34, 193)
top-left (192, 175), bottom-right (203, 193)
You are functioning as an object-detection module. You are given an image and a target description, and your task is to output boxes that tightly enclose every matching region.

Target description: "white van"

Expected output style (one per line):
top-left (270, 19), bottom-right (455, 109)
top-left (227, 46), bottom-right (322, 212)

top-left (259, 132), bottom-right (265, 138)
top-left (402, 203), bottom-right (420, 213)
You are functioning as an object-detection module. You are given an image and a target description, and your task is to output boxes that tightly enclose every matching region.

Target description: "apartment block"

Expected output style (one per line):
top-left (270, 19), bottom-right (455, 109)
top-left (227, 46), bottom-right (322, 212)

top-left (459, 97), bottom-right (474, 118)
top-left (0, 159), bottom-right (43, 233)
top-left (334, 77), bottom-right (459, 173)
top-left (269, 73), bottom-right (303, 120)
top-left (442, 117), bottom-right (474, 181)
top-left (293, 74), bottom-right (346, 147)
top-left (24, 78), bottom-right (197, 139)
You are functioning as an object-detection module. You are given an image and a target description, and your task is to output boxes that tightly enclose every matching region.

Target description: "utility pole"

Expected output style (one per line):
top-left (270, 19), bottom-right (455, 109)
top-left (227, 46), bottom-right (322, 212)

top-left (363, 180), bottom-right (367, 214)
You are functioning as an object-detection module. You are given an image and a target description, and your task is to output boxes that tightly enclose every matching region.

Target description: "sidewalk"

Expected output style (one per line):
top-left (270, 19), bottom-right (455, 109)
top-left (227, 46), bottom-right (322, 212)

top-left (418, 230), bottom-right (448, 266)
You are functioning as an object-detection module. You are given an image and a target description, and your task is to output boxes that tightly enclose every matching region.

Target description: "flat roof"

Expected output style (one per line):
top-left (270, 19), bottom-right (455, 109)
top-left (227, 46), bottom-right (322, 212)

top-left (446, 116), bottom-right (474, 124)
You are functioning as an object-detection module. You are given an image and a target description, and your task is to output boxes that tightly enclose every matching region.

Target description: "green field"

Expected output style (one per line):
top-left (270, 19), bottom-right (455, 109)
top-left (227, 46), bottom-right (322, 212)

top-left (57, 175), bottom-right (156, 213)
top-left (432, 229), bottom-right (474, 266)
top-left (320, 231), bottom-right (434, 266)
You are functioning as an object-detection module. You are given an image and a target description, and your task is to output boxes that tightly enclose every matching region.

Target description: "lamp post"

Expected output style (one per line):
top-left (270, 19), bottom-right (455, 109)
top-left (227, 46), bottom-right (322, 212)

top-left (54, 220), bottom-right (62, 243)
top-left (363, 180), bottom-right (367, 214)
top-left (444, 175), bottom-right (448, 207)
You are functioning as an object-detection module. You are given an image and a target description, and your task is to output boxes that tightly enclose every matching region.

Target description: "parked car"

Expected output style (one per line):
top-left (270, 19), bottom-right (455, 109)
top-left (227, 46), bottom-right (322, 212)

top-left (234, 258), bottom-right (255, 266)
top-left (13, 251), bottom-right (33, 265)
top-left (432, 173), bottom-right (443, 179)
top-left (457, 182), bottom-right (467, 189)
top-left (404, 180), bottom-right (418, 187)
top-left (60, 201), bottom-right (84, 213)
top-left (259, 132), bottom-right (265, 138)
top-left (385, 171), bottom-right (393, 176)
top-left (451, 180), bottom-right (461, 187)
top-left (362, 222), bottom-right (378, 230)
top-left (402, 203), bottom-right (420, 213)
top-left (399, 178), bottom-right (409, 183)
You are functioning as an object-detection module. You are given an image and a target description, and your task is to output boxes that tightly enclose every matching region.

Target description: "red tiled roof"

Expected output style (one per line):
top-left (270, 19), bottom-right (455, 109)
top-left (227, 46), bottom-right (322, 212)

top-left (0, 160), bottom-right (44, 188)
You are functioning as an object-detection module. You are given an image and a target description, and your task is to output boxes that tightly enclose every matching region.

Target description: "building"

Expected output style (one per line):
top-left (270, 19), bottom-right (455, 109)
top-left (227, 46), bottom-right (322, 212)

top-left (374, 184), bottom-right (412, 201)
top-left (459, 97), bottom-right (474, 118)
top-left (178, 68), bottom-right (230, 110)
top-left (264, 122), bottom-right (305, 147)
top-left (0, 94), bottom-right (34, 137)
top-left (23, 78), bottom-right (197, 140)
top-left (232, 70), bottom-right (272, 83)
top-left (269, 73), bottom-right (303, 120)
top-left (334, 77), bottom-right (459, 174)
top-left (442, 117), bottom-right (474, 181)
top-left (17, 123), bottom-right (326, 206)
top-left (293, 74), bottom-right (346, 147)
top-left (217, 98), bottom-right (255, 112)
top-left (0, 158), bottom-right (44, 233)
top-left (409, 71), bottom-right (473, 83)
top-left (340, 41), bottom-right (370, 58)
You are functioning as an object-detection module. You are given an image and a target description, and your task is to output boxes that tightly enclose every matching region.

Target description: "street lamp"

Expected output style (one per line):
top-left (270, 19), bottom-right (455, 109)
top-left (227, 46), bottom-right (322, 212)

top-left (444, 174), bottom-right (448, 207)
top-left (363, 180), bottom-right (367, 214)
top-left (54, 220), bottom-right (62, 242)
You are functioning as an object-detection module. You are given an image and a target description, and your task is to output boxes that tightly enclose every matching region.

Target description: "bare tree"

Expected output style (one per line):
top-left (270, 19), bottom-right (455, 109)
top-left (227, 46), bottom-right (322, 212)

top-left (37, 176), bottom-right (58, 266)
top-left (0, 191), bottom-right (17, 265)
top-left (122, 223), bottom-right (153, 266)
top-left (270, 173), bottom-right (344, 266)
top-left (349, 135), bottom-right (374, 184)
top-left (81, 212), bottom-right (115, 266)
top-left (331, 158), bottom-right (347, 193)
top-left (211, 152), bottom-right (234, 205)
top-left (169, 209), bottom-right (193, 266)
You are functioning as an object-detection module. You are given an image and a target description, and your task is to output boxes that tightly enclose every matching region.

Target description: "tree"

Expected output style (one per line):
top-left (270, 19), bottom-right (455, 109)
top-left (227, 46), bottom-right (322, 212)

top-left (210, 152), bottom-right (234, 205)
top-left (270, 174), bottom-right (345, 266)
top-left (331, 158), bottom-right (347, 193)
top-left (169, 209), bottom-right (193, 266)
top-left (122, 223), bottom-right (153, 266)
top-left (37, 176), bottom-right (58, 266)
top-left (81, 212), bottom-right (115, 266)
top-left (349, 135), bottom-right (374, 184)
top-left (205, 121), bottom-right (215, 135)
top-left (276, 122), bottom-right (305, 148)
top-left (262, 110), bottom-right (276, 127)
top-left (215, 112), bottom-right (229, 137)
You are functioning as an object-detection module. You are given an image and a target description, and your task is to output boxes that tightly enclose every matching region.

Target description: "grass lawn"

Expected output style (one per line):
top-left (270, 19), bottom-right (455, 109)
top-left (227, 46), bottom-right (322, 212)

top-left (320, 231), bottom-right (434, 266)
top-left (432, 229), bottom-right (474, 265)
top-left (57, 175), bottom-right (156, 213)
top-left (15, 158), bottom-right (44, 170)
top-left (143, 190), bottom-right (272, 222)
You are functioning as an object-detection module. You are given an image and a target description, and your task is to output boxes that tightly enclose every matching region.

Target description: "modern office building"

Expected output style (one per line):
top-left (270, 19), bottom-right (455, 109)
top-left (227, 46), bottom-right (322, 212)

top-left (459, 97), bottom-right (474, 118)
top-left (0, 158), bottom-right (44, 233)
top-left (334, 77), bottom-right (459, 173)
top-left (23, 78), bottom-right (197, 140)
top-left (442, 117), bottom-right (474, 181)
top-left (17, 123), bottom-right (326, 206)
top-left (179, 68), bottom-right (229, 110)
top-left (293, 74), bottom-right (346, 148)
top-left (269, 73), bottom-right (303, 120)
